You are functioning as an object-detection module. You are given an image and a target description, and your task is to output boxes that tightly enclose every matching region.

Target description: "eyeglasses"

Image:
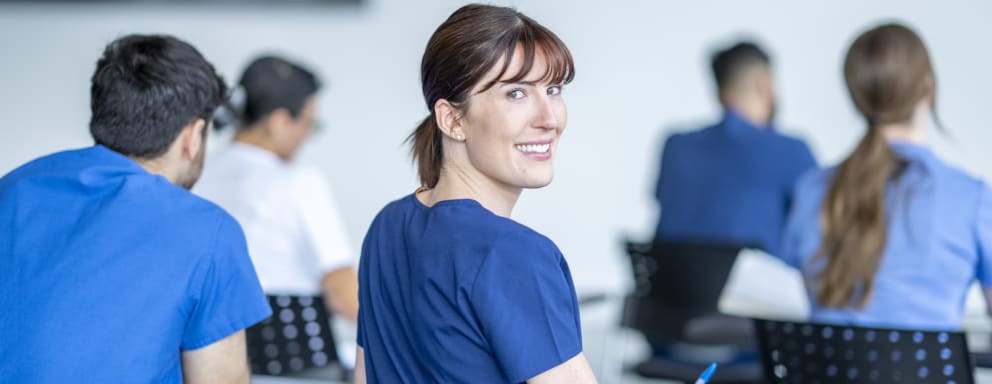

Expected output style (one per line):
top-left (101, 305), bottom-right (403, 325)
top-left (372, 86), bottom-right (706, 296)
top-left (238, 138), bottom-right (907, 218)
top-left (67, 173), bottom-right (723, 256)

top-left (301, 117), bottom-right (326, 139)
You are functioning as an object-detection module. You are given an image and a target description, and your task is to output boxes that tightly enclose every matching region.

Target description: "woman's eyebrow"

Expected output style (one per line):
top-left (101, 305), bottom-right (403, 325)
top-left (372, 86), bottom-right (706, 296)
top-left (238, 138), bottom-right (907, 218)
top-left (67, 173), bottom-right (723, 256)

top-left (497, 80), bottom-right (538, 86)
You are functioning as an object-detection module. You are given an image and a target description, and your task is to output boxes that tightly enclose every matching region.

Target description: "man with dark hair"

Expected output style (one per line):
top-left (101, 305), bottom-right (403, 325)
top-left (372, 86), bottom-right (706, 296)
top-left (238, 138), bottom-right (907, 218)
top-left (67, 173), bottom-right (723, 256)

top-left (0, 34), bottom-right (270, 383)
top-left (654, 40), bottom-right (817, 255)
top-left (640, 40), bottom-right (818, 376)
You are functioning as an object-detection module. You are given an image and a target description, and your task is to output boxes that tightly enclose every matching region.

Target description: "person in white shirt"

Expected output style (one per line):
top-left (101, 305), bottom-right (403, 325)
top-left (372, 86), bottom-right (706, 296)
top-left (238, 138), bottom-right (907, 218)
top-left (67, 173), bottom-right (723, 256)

top-left (195, 56), bottom-right (359, 323)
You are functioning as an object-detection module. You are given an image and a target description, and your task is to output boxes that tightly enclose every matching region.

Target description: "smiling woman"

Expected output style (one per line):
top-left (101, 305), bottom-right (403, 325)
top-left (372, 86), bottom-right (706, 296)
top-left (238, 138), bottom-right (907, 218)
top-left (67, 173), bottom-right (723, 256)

top-left (354, 3), bottom-right (597, 384)
top-left (432, 43), bottom-right (569, 198)
top-left (409, 3), bottom-right (575, 194)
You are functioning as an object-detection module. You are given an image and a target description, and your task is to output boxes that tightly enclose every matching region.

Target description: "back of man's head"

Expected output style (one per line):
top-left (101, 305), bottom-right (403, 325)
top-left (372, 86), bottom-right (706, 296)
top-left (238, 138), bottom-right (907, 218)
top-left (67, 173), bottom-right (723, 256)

top-left (89, 34), bottom-right (227, 159)
top-left (711, 41), bottom-right (771, 95)
top-left (237, 55), bottom-right (321, 128)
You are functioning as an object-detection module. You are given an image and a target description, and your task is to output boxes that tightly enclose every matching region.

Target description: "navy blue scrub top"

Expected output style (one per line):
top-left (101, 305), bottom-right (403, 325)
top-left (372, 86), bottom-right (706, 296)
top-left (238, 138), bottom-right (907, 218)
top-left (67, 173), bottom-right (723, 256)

top-left (357, 193), bottom-right (583, 383)
top-left (654, 109), bottom-right (818, 254)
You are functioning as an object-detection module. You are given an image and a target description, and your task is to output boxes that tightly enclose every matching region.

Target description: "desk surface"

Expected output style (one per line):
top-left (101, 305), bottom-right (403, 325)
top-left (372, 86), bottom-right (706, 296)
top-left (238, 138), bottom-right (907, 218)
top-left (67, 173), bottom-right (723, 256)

top-left (719, 249), bottom-right (992, 332)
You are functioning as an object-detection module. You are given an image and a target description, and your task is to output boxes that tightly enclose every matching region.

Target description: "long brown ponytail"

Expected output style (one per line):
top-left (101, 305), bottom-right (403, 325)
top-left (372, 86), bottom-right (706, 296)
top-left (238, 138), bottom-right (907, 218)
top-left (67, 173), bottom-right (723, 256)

top-left (814, 23), bottom-right (935, 309)
top-left (407, 4), bottom-right (575, 188)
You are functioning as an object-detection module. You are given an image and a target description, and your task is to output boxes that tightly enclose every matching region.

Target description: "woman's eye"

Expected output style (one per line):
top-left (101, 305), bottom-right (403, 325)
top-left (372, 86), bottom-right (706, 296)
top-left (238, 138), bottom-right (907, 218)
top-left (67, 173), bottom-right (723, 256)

top-left (507, 89), bottom-right (525, 100)
top-left (547, 85), bottom-right (562, 96)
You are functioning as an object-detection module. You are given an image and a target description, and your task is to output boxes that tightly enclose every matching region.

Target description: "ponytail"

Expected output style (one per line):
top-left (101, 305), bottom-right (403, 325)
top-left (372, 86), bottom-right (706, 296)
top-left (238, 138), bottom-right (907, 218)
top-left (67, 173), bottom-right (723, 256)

top-left (815, 22), bottom-right (934, 309)
top-left (408, 114), bottom-right (444, 188)
top-left (814, 126), bottom-right (905, 308)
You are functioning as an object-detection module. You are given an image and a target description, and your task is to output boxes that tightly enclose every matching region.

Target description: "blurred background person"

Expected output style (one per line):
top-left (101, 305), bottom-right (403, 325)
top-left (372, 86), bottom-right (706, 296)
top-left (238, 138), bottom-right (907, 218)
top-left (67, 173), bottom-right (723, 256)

top-left (779, 22), bottom-right (992, 330)
top-left (625, 40), bottom-right (818, 380)
top-left (194, 56), bottom-right (359, 364)
top-left (653, 40), bottom-right (817, 256)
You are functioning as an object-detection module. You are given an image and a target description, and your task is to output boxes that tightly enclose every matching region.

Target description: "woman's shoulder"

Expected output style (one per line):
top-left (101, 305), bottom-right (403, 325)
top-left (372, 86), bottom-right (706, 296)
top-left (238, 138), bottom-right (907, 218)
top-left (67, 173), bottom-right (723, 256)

top-left (913, 153), bottom-right (989, 211)
top-left (441, 205), bottom-right (558, 255)
top-left (494, 220), bottom-right (556, 248)
top-left (481, 221), bottom-right (563, 270)
top-left (791, 167), bottom-right (833, 196)
top-left (929, 157), bottom-right (986, 190)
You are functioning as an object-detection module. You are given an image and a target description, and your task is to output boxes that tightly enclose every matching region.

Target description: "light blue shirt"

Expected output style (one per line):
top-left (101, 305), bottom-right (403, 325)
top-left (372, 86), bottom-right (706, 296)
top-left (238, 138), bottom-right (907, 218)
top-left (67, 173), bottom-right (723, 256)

top-left (780, 141), bottom-right (992, 330)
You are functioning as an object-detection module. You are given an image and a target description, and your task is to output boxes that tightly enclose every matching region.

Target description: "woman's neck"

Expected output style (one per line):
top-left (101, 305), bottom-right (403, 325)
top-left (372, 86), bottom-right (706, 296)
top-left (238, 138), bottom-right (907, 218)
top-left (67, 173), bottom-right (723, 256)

top-left (879, 101), bottom-right (930, 145)
top-left (418, 164), bottom-right (521, 217)
top-left (880, 124), bottom-right (927, 145)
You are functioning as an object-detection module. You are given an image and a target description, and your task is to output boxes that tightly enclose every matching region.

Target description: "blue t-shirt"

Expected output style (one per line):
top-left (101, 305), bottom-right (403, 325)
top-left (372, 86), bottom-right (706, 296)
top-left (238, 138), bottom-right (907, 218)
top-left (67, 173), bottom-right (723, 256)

top-left (655, 110), bottom-right (818, 254)
top-left (0, 146), bottom-right (272, 383)
top-left (780, 141), bottom-right (992, 330)
top-left (357, 193), bottom-right (583, 383)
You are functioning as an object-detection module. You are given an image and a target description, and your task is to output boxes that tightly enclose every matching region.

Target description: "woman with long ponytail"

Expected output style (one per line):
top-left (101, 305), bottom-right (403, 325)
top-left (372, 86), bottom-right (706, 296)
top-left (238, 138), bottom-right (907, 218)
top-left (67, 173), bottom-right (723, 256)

top-left (779, 23), bottom-right (992, 330)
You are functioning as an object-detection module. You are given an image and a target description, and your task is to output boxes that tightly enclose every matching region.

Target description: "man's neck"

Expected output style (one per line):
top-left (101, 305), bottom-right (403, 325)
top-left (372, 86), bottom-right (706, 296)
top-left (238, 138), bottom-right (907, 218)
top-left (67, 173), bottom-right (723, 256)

top-left (131, 156), bottom-right (177, 184)
top-left (725, 99), bottom-right (769, 128)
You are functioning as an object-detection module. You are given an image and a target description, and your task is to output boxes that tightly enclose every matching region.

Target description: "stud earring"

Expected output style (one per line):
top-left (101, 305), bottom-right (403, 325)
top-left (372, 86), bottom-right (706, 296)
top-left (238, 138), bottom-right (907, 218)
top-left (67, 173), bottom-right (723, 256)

top-left (454, 133), bottom-right (464, 141)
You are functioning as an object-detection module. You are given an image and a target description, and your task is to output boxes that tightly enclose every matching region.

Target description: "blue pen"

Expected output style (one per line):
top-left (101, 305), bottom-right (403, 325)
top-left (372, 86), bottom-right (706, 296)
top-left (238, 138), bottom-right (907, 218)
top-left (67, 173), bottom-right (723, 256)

top-left (694, 362), bottom-right (718, 384)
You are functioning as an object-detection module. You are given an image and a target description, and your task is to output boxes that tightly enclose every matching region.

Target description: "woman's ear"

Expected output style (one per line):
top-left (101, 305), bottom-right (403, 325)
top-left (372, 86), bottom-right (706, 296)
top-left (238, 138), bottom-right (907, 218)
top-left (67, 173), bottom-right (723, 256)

top-left (434, 99), bottom-right (465, 142)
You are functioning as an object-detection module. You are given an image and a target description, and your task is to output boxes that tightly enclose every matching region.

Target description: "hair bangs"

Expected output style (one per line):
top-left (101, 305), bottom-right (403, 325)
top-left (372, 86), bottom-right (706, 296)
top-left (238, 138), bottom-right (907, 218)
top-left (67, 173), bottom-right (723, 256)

top-left (479, 20), bottom-right (575, 92)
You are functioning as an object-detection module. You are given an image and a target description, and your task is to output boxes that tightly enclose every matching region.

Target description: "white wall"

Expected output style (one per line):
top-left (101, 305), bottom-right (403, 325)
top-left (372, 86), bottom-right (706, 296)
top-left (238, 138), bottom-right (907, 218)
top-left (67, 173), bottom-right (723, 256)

top-left (2, 0), bottom-right (990, 298)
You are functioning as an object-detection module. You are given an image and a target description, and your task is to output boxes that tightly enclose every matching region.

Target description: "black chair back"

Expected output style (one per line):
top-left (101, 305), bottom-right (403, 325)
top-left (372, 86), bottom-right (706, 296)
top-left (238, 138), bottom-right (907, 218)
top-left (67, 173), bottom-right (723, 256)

top-left (622, 240), bottom-right (742, 344)
top-left (754, 318), bottom-right (975, 383)
top-left (245, 294), bottom-right (341, 376)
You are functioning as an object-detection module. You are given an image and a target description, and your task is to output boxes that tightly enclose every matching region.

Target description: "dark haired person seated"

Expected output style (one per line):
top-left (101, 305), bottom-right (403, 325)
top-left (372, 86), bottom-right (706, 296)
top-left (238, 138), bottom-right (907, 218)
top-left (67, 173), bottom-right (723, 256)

top-left (0, 35), bottom-right (270, 383)
top-left (647, 41), bottom-right (817, 369)
top-left (654, 41), bottom-right (817, 255)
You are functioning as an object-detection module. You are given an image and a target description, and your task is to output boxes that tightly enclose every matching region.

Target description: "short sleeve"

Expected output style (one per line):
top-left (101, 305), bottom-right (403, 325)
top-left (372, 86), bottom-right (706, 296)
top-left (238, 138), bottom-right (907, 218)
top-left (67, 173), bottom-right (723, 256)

top-left (782, 140), bottom-right (818, 208)
top-left (293, 168), bottom-right (353, 274)
top-left (181, 215), bottom-right (272, 350)
top-left (655, 134), bottom-right (679, 204)
top-left (470, 229), bottom-right (582, 383)
top-left (796, 141), bottom-right (819, 174)
top-left (778, 171), bottom-right (818, 269)
top-left (974, 185), bottom-right (992, 286)
top-left (356, 236), bottom-right (371, 349)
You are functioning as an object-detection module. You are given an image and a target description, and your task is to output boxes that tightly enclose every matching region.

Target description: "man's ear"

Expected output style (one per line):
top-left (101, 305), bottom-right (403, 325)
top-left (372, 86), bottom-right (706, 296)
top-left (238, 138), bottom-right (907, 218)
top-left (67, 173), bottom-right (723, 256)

top-left (759, 69), bottom-right (775, 100)
top-left (434, 99), bottom-right (465, 141)
top-left (267, 108), bottom-right (292, 134)
top-left (179, 118), bottom-right (207, 160)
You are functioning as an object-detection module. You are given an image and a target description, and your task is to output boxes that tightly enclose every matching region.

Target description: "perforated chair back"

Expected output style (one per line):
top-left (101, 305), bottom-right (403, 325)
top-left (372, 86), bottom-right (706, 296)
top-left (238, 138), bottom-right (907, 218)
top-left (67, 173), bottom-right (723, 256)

top-left (245, 294), bottom-right (341, 376)
top-left (754, 318), bottom-right (974, 384)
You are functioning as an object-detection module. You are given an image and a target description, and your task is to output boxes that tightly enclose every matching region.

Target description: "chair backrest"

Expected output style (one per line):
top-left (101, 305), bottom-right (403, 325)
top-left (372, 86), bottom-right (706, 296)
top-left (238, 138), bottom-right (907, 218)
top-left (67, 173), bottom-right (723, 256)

top-left (630, 241), bottom-right (742, 308)
top-left (246, 294), bottom-right (340, 376)
top-left (622, 240), bottom-right (742, 343)
top-left (754, 318), bottom-right (974, 384)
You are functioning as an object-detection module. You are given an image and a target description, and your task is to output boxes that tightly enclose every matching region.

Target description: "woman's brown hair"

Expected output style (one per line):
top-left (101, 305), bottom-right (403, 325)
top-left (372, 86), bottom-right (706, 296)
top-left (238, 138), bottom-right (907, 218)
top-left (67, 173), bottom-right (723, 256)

top-left (814, 23), bottom-right (936, 308)
top-left (408, 4), bottom-right (575, 188)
